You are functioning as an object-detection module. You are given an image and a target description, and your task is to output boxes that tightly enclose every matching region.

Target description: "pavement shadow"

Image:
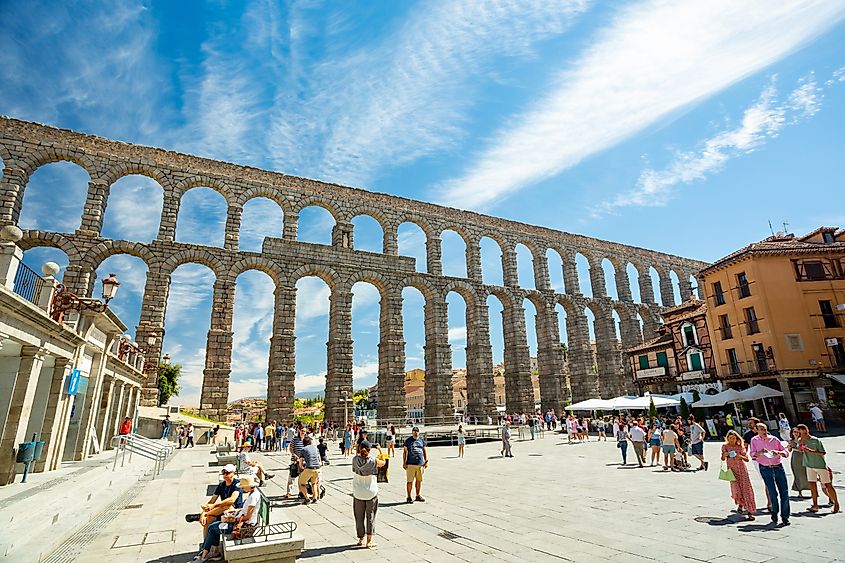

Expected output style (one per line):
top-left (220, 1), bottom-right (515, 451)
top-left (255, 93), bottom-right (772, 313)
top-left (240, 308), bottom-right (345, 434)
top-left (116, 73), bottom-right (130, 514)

top-left (694, 515), bottom-right (747, 526)
top-left (300, 544), bottom-right (361, 558)
top-left (487, 455), bottom-right (505, 459)
top-left (737, 521), bottom-right (782, 532)
top-left (378, 501), bottom-right (413, 507)
top-left (145, 550), bottom-right (200, 563)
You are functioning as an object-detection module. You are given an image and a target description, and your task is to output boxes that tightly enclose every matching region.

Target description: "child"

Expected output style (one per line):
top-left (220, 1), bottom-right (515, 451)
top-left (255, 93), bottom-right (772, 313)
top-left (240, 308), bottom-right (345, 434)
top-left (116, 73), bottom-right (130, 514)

top-left (317, 436), bottom-right (329, 465)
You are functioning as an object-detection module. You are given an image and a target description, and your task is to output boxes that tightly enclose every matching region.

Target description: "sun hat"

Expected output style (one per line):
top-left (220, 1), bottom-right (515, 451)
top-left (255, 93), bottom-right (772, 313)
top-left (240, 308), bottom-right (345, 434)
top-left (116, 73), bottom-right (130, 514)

top-left (238, 475), bottom-right (257, 489)
top-left (221, 463), bottom-right (236, 474)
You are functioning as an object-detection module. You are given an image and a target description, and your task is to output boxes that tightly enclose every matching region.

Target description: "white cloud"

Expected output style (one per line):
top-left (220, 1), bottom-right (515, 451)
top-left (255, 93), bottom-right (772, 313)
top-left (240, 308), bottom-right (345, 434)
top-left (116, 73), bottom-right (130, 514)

top-left (448, 326), bottom-right (467, 344)
top-left (600, 74), bottom-right (828, 212)
top-left (825, 65), bottom-right (845, 85)
top-left (101, 176), bottom-right (164, 242)
top-left (295, 277), bottom-right (331, 323)
top-left (434, 0), bottom-right (845, 210)
top-left (353, 361), bottom-right (379, 388)
top-left (296, 372), bottom-right (328, 393)
top-left (164, 264), bottom-right (216, 321)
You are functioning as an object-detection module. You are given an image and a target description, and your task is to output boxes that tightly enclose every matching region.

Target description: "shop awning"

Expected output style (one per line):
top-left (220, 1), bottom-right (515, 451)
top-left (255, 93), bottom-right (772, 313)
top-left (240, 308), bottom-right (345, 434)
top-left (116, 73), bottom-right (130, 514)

top-left (829, 374), bottom-right (845, 386)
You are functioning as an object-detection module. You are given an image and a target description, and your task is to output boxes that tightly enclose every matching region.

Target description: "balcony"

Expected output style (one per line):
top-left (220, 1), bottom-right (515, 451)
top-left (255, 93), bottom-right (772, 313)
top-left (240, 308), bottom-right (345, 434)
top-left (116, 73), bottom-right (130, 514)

top-left (746, 319), bottom-right (760, 335)
top-left (12, 261), bottom-right (47, 306)
top-left (719, 360), bottom-right (776, 377)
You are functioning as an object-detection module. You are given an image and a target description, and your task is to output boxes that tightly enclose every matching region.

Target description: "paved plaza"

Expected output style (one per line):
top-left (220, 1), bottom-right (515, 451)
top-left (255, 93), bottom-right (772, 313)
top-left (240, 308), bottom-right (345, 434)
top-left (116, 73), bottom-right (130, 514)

top-left (47, 429), bottom-right (845, 563)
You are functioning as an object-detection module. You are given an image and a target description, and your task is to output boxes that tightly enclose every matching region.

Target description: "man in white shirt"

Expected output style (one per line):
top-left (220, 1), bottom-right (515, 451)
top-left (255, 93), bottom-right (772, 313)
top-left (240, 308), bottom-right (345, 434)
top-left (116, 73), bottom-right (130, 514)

top-left (809, 404), bottom-right (826, 432)
top-left (628, 422), bottom-right (647, 467)
top-left (687, 415), bottom-right (708, 471)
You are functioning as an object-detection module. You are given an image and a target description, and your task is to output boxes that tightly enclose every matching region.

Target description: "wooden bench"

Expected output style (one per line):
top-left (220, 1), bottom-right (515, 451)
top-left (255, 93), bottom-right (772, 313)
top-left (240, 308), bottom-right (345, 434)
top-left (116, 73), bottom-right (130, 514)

top-left (222, 490), bottom-right (304, 563)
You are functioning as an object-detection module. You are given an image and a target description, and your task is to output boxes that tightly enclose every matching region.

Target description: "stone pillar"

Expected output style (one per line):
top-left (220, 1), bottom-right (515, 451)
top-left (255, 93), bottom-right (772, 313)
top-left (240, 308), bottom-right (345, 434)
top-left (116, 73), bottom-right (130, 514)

top-left (332, 221), bottom-right (353, 249)
top-left (200, 279), bottom-right (235, 419)
top-left (640, 307), bottom-right (661, 341)
top-left (157, 190), bottom-right (180, 241)
top-left (383, 224), bottom-right (398, 256)
top-left (61, 263), bottom-right (93, 296)
top-left (594, 312), bottom-right (625, 398)
top-left (0, 166), bottom-right (25, 225)
top-left (466, 237), bottom-right (482, 282)
top-left (502, 300), bottom-right (534, 413)
top-left (78, 179), bottom-right (109, 236)
top-left (502, 247), bottom-right (519, 288)
top-left (561, 250), bottom-right (581, 296)
top-left (0, 233), bottom-right (23, 290)
top-left (424, 295), bottom-right (452, 420)
top-left (426, 232), bottom-right (442, 275)
top-left (224, 204), bottom-right (242, 251)
top-left (536, 299), bottom-right (567, 414)
top-left (656, 268), bottom-right (676, 307)
top-left (678, 269), bottom-right (694, 302)
top-left (95, 376), bottom-right (115, 447)
top-left (267, 285), bottom-right (297, 422)
top-left (378, 290), bottom-right (406, 424)
top-left (614, 263), bottom-right (633, 302)
top-left (35, 358), bottom-right (71, 472)
top-left (637, 265), bottom-right (655, 304)
top-left (588, 258), bottom-right (606, 298)
top-left (136, 269), bottom-right (170, 406)
top-left (567, 309), bottom-right (598, 401)
top-left (325, 287), bottom-right (353, 425)
top-left (465, 303), bottom-right (496, 418)
top-left (618, 312), bottom-right (643, 395)
top-left (109, 381), bottom-right (127, 446)
top-left (0, 346), bottom-right (45, 484)
top-left (283, 211), bottom-right (299, 241)
top-left (532, 253), bottom-right (551, 291)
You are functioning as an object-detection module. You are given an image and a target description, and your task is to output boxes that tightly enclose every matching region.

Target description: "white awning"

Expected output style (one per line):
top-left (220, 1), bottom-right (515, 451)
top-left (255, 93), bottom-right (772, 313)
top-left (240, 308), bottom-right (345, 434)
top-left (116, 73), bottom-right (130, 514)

top-left (830, 374), bottom-right (845, 386)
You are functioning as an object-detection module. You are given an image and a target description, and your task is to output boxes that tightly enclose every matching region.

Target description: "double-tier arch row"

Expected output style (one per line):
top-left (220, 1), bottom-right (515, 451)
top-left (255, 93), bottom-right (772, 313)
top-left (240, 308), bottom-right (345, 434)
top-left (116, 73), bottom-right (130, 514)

top-left (0, 117), bottom-right (708, 422)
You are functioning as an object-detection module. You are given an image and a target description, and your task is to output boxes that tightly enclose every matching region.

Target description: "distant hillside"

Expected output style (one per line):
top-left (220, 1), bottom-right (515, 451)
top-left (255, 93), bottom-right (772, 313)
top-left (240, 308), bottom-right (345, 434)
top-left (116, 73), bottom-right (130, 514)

top-left (295, 391), bottom-right (324, 399)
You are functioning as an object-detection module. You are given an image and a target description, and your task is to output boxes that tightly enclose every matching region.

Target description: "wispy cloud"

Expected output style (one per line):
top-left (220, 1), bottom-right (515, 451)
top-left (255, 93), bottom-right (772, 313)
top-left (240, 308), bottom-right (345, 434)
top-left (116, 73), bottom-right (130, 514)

top-left (101, 175), bottom-right (163, 242)
top-left (434, 0), bottom-right (845, 210)
top-left (600, 74), bottom-right (831, 213)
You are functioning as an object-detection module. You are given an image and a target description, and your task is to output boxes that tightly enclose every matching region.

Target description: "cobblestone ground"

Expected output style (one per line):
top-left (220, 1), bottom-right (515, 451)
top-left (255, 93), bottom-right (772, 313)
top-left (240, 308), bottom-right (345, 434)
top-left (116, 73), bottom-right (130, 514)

top-left (75, 431), bottom-right (845, 562)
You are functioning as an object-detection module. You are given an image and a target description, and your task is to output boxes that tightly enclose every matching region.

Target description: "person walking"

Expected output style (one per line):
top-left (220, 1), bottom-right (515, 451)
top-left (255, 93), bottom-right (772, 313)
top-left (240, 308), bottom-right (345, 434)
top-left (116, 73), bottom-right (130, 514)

top-left (403, 427), bottom-right (428, 503)
top-left (186, 424), bottom-right (195, 448)
top-left (386, 425), bottom-right (396, 457)
top-left (648, 424), bottom-right (662, 466)
top-left (660, 424), bottom-right (679, 471)
top-left (720, 430), bottom-right (756, 520)
top-left (809, 404), bottom-right (826, 433)
top-left (352, 440), bottom-right (386, 548)
top-left (786, 427), bottom-right (811, 499)
top-left (457, 424), bottom-right (466, 458)
top-left (343, 425), bottom-right (353, 458)
top-left (285, 426), bottom-right (307, 499)
top-left (688, 416), bottom-right (708, 471)
top-left (628, 421), bottom-right (646, 467)
top-left (596, 417), bottom-right (607, 441)
top-left (160, 414), bottom-right (171, 440)
top-left (797, 424), bottom-right (840, 514)
top-left (777, 413), bottom-right (791, 441)
top-left (501, 421), bottom-right (513, 458)
top-left (749, 422), bottom-right (790, 525)
top-left (616, 422), bottom-right (629, 465)
top-left (528, 415), bottom-right (536, 440)
top-left (298, 436), bottom-right (322, 504)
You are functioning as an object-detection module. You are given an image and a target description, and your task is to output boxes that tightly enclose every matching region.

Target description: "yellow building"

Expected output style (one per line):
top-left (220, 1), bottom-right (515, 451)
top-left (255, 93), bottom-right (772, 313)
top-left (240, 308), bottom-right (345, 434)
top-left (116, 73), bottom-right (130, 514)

top-left (698, 227), bottom-right (845, 420)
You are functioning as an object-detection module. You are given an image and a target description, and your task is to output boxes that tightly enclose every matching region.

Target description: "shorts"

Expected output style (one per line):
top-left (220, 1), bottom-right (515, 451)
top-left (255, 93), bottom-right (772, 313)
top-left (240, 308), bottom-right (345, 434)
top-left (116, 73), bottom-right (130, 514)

top-left (405, 464), bottom-right (424, 483)
top-left (649, 439), bottom-right (661, 447)
top-left (662, 445), bottom-right (676, 455)
top-left (691, 442), bottom-right (704, 456)
top-left (807, 466), bottom-right (831, 484)
top-left (298, 468), bottom-right (320, 486)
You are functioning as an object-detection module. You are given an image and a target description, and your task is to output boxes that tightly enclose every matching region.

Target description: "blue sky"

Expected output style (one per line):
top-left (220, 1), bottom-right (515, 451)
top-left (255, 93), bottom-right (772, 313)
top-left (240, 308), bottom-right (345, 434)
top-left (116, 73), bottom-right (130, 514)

top-left (2, 1), bottom-right (844, 406)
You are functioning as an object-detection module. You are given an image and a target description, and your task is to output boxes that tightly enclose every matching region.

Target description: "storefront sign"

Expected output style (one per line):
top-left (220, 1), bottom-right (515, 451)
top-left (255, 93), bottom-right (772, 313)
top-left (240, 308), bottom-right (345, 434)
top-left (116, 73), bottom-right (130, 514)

top-left (681, 370), bottom-right (705, 380)
top-left (826, 338), bottom-right (839, 347)
top-left (66, 369), bottom-right (81, 395)
top-left (636, 367), bottom-right (665, 379)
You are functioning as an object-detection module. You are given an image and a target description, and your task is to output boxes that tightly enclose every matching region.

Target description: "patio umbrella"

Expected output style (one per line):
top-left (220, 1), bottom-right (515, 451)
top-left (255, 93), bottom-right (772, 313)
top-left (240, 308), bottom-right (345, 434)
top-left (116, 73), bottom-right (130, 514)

top-left (692, 388), bottom-right (744, 408)
top-left (566, 398), bottom-right (613, 411)
top-left (738, 385), bottom-right (783, 421)
top-left (609, 395), bottom-right (680, 410)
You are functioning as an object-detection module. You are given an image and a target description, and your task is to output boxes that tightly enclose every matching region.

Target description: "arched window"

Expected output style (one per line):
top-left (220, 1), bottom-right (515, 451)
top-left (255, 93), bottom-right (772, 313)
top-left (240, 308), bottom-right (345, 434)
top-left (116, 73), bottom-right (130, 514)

top-left (575, 253), bottom-right (592, 297)
top-left (546, 249), bottom-right (564, 293)
top-left (626, 263), bottom-right (642, 302)
top-left (515, 243), bottom-right (535, 289)
top-left (397, 222), bottom-right (427, 273)
top-left (352, 282), bottom-right (381, 390)
top-left (294, 276), bottom-right (331, 394)
top-left (229, 270), bottom-right (275, 401)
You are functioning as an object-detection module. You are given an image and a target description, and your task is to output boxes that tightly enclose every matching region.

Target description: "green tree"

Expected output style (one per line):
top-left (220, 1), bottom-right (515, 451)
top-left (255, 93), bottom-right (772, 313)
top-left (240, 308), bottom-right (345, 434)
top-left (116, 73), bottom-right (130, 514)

top-left (157, 362), bottom-right (181, 406)
top-left (679, 397), bottom-right (689, 419)
top-left (353, 389), bottom-right (370, 410)
top-left (691, 390), bottom-right (703, 420)
top-left (648, 397), bottom-right (657, 419)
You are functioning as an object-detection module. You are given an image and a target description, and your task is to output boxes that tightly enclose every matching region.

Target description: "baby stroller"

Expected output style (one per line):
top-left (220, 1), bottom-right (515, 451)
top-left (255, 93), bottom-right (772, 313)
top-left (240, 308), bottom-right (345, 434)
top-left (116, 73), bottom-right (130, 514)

top-left (298, 482), bottom-right (326, 499)
top-left (672, 450), bottom-right (691, 472)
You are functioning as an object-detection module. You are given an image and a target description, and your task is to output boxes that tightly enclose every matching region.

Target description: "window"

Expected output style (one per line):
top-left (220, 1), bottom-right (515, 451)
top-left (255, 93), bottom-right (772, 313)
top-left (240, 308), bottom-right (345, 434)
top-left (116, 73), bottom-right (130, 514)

top-left (720, 314), bottom-right (733, 339)
top-left (656, 351), bottom-right (669, 368)
top-left (457, 399), bottom-right (462, 408)
top-left (712, 281), bottom-right (725, 305)
top-left (752, 343), bottom-right (768, 372)
top-left (638, 355), bottom-right (649, 370)
top-left (820, 300), bottom-right (839, 328)
top-left (823, 231), bottom-right (835, 244)
top-left (745, 307), bottom-right (759, 335)
top-left (688, 351), bottom-right (703, 371)
top-left (805, 261), bottom-right (827, 280)
top-left (726, 348), bottom-right (740, 374)
top-left (737, 272), bottom-right (751, 298)
top-left (682, 324), bottom-right (697, 347)
top-left (785, 333), bottom-right (804, 352)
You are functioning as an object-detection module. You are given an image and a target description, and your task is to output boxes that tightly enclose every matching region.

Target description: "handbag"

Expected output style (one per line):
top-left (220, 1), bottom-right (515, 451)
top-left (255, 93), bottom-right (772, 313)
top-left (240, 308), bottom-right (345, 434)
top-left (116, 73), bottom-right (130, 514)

top-left (232, 523), bottom-right (256, 540)
top-left (718, 462), bottom-right (735, 482)
top-left (616, 441), bottom-right (623, 448)
top-left (289, 461), bottom-right (300, 478)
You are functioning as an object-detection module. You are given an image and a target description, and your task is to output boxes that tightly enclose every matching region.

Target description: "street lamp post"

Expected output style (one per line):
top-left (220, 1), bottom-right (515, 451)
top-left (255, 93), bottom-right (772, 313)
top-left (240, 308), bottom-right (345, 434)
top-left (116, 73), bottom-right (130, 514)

top-left (51, 272), bottom-right (121, 321)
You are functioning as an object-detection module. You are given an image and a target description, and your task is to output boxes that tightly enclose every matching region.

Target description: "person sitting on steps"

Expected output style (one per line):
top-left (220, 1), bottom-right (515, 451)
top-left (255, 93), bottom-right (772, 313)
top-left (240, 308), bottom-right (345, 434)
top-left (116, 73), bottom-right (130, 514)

top-left (237, 442), bottom-right (274, 485)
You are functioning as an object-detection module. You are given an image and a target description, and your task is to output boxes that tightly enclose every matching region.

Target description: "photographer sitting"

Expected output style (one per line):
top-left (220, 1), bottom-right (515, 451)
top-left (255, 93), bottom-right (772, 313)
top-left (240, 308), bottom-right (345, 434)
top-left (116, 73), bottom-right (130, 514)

top-left (197, 475), bottom-right (261, 562)
top-left (185, 464), bottom-right (242, 547)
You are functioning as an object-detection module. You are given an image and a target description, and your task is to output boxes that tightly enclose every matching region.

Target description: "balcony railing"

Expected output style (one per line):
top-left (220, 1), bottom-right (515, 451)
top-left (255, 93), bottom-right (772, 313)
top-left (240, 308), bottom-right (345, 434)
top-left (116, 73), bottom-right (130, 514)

top-left (12, 261), bottom-right (46, 305)
top-left (719, 360), bottom-right (776, 377)
top-left (746, 319), bottom-right (760, 335)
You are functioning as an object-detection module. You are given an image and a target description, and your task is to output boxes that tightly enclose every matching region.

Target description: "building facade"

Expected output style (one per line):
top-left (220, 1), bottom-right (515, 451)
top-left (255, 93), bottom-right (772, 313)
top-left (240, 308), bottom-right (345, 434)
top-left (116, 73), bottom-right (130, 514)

top-left (698, 227), bottom-right (845, 420)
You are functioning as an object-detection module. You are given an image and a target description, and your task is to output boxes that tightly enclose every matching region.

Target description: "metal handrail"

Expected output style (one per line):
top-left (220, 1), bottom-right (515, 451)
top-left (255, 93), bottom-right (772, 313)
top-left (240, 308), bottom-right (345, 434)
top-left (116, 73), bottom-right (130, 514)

top-left (111, 434), bottom-right (173, 478)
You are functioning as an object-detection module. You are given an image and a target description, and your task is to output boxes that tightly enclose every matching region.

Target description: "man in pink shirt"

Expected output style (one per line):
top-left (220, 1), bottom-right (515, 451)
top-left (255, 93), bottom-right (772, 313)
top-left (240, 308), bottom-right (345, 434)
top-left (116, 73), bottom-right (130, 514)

top-left (749, 423), bottom-right (790, 525)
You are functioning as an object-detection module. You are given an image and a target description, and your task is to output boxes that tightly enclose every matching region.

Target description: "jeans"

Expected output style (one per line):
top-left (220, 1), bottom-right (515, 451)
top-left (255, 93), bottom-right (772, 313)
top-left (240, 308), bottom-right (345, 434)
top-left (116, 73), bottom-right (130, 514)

top-left (618, 441), bottom-right (628, 464)
top-left (353, 496), bottom-right (379, 538)
top-left (530, 426), bottom-right (535, 440)
top-left (759, 464), bottom-right (790, 521)
top-left (160, 426), bottom-right (170, 440)
top-left (203, 520), bottom-right (227, 550)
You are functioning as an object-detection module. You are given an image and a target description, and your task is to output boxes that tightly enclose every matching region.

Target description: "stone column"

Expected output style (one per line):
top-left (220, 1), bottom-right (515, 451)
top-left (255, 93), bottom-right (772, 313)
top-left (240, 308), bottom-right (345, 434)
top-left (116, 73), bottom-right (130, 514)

top-left (566, 309), bottom-right (598, 401)
top-left (95, 376), bottom-right (115, 447)
top-left (0, 165), bottom-right (25, 225)
top-left (465, 303), bottom-right (496, 418)
top-left (0, 346), bottom-right (45, 484)
top-left (594, 312), bottom-right (625, 398)
top-left (157, 190), bottom-right (180, 241)
top-left (267, 285), bottom-right (297, 422)
top-left (536, 299), bottom-right (567, 414)
top-left (78, 179), bottom-right (109, 236)
top-left (72, 346), bottom-right (111, 461)
top-left (502, 247), bottom-right (519, 288)
top-left (61, 263), bottom-right (93, 296)
top-left (426, 232), bottom-right (442, 276)
top-left (561, 250), bottom-right (581, 296)
top-left (109, 381), bottom-right (127, 446)
top-left (378, 289), bottom-right (406, 424)
top-left (502, 299), bottom-right (534, 413)
top-left (136, 269), bottom-right (170, 406)
top-left (35, 358), bottom-right (71, 472)
top-left (424, 295), bottom-right (453, 420)
top-left (532, 253), bottom-right (551, 291)
top-left (200, 279), bottom-right (235, 419)
top-left (614, 264), bottom-right (633, 302)
top-left (383, 223), bottom-right (398, 256)
top-left (466, 237), bottom-right (482, 282)
top-left (656, 268), bottom-right (676, 307)
top-left (588, 257), bottom-right (606, 298)
top-left (640, 307), bottom-right (661, 342)
top-left (678, 269), bottom-right (694, 302)
top-left (325, 287), bottom-right (353, 425)
top-left (637, 265), bottom-right (655, 304)
top-left (618, 313), bottom-right (643, 395)
top-left (224, 204), bottom-right (242, 251)
top-left (283, 211), bottom-right (299, 241)
top-left (332, 222), bottom-right (354, 249)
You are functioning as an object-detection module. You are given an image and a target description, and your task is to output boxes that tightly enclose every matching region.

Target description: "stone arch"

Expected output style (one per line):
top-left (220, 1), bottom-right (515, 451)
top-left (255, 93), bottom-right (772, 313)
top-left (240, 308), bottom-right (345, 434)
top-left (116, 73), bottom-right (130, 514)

top-left (236, 185), bottom-right (292, 214)
top-left (397, 221), bottom-right (429, 274)
top-left (227, 256), bottom-right (283, 288)
top-left (479, 235), bottom-right (504, 286)
top-left (82, 239), bottom-right (157, 273)
top-left (395, 215), bottom-right (434, 237)
top-left (514, 242), bottom-right (536, 289)
top-left (101, 174), bottom-right (165, 243)
top-left (350, 213), bottom-right (385, 253)
top-left (399, 274), bottom-right (437, 302)
top-left (160, 248), bottom-right (225, 279)
top-left (292, 196), bottom-right (341, 222)
top-left (102, 164), bottom-right (173, 193)
top-left (175, 186), bottom-right (229, 247)
top-left (545, 247), bottom-right (565, 292)
top-left (17, 146), bottom-right (98, 185)
top-left (18, 160), bottom-right (91, 232)
top-left (442, 279), bottom-right (479, 309)
top-left (574, 252), bottom-right (592, 297)
top-left (440, 228), bottom-right (468, 278)
top-left (486, 286), bottom-right (514, 309)
top-left (18, 230), bottom-right (82, 263)
top-left (287, 264), bottom-right (339, 290)
top-left (347, 270), bottom-right (390, 296)
top-left (173, 176), bottom-right (233, 204)
top-left (348, 206), bottom-right (390, 232)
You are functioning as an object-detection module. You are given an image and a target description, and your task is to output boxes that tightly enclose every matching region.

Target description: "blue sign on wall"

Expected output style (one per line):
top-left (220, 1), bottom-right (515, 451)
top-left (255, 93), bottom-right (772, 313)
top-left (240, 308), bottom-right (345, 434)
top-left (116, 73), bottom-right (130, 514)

top-left (66, 369), bottom-right (82, 395)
